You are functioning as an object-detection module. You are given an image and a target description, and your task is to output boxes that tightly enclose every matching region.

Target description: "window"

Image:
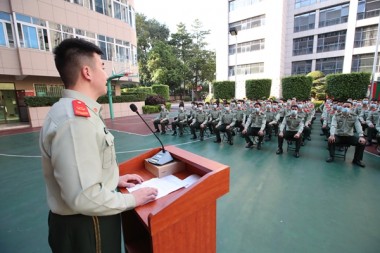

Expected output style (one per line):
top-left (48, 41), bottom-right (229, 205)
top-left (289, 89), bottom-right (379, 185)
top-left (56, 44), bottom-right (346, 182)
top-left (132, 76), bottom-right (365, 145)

top-left (352, 53), bottom-right (380, 72)
top-left (95, 0), bottom-right (111, 16)
top-left (229, 39), bottom-right (265, 55)
top-left (357, 0), bottom-right (380, 19)
top-left (0, 12), bottom-right (15, 47)
top-left (319, 3), bottom-right (349, 28)
top-left (16, 13), bottom-right (49, 51)
top-left (229, 62), bottom-right (264, 76)
top-left (34, 84), bottom-right (64, 97)
top-left (229, 15), bottom-right (265, 33)
top-left (316, 57), bottom-right (343, 74)
top-left (317, 30), bottom-right (346, 53)
top-left (294, 12), bottom-right (315, 32)
top-left (97, 34), bottom-right (115, 61)
top-left (354, 25), bottom-right (378, 47)
top-left (229, 0), bottom-right (264, 12)
top-left (293, 36), bottom-right (314, 56)
top-left (295, 0), bottom-right (316, 9)
top-left (292, 60), bottom-right (312, 75)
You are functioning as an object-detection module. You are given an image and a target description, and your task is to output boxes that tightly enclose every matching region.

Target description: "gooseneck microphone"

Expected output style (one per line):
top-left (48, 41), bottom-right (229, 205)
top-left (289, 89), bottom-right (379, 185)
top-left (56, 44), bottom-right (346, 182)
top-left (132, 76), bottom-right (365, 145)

top-left (130, 103), bottom-right (173, 165)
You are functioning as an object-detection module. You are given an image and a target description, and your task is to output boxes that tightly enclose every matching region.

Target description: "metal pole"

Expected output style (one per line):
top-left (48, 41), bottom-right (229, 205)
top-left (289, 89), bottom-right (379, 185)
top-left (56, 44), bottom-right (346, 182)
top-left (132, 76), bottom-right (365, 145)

top-left (235, 35), bottom-right (237, 99)
top-left (106, 79), bottom-right (114, 120)
top-left (370, 14), bottom-right (380, 100)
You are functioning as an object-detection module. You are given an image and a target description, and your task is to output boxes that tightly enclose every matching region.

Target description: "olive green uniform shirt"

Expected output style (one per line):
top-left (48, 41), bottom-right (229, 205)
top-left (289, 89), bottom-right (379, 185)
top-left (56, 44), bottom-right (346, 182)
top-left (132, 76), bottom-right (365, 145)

top-left (330, 113), bottom-right (363, 137)
top-left (40, 90), bottom-right (135, 216)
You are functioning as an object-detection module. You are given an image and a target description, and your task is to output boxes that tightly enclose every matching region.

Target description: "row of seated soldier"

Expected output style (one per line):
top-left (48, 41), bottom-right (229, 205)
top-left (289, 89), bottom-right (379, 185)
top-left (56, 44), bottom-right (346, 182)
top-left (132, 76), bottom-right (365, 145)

top-left (152, 96), bottom-right (380, 168)
top-left (320, 98), bottom-right (380, 168)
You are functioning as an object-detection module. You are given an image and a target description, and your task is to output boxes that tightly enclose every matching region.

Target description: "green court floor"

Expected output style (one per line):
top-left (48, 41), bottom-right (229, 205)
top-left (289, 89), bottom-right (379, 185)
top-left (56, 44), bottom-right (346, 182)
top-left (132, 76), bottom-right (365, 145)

top-left (0, 120), bottom-right (379, 253)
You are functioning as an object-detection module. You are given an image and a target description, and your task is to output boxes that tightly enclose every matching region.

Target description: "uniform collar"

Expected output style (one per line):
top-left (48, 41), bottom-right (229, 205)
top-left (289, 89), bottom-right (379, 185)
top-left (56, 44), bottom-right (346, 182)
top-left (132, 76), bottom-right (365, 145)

top-left (62, 89), bottom-right (102, 115)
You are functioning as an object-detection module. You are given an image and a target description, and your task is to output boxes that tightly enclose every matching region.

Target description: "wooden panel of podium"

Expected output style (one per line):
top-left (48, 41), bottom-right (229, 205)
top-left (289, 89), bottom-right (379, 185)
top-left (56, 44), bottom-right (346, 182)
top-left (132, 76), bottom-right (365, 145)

top-left (119, 145), bottom-right (230, 253)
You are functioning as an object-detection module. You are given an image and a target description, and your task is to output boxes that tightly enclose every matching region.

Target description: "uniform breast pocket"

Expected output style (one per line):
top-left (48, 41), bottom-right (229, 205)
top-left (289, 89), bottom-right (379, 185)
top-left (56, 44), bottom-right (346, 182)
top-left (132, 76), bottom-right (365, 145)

top-left (103, 132), bottom-right (115, 169)
top-left (347, 120), bottom-right (355, 127)
top-left (337, 120), bottom-right (343, 128)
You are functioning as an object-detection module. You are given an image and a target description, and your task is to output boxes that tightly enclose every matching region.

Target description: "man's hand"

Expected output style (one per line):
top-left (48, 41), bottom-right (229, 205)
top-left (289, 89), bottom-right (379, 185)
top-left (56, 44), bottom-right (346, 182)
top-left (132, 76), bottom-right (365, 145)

top-left (358, 137), bottom-right (366, 144)
top-left (294, 133), bottom-right (300, 139)
top-left (278, 132), bottom-right (284, 138)
top-left (258, 130), bottom-right (264, 136)
top-left (118, 174), bottom-right (144, 188)
top-left (328, 135), bottom-right (335, 143)
top-left (132, 187), bottom-right (158, 206)
top-left (226, 125), bottom-right (230, 129)
top-left (242, 129), bottom-right (247, 134)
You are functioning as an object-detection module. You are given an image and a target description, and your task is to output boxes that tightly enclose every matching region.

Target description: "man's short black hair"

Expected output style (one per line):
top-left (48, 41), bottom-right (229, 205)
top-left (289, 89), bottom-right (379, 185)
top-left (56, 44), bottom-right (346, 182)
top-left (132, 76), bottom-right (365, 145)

top-left (54, 38), bottom-right (103, 88)
top-left (291, 104), bottom-right (299, 109)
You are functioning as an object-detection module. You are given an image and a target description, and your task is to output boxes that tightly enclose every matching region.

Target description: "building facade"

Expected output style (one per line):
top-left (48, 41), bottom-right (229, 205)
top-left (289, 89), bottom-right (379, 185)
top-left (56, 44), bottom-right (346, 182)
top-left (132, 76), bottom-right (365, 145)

top-left (0, 0), bottom-right (138, 124)
top-left (217, 0), bottom-right (380, 99)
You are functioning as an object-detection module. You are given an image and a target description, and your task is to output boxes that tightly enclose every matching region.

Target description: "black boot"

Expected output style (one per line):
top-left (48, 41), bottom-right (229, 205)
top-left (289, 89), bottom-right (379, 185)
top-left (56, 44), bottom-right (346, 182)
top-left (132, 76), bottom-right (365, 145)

top-left (172, 131), bottom-right (177, 136)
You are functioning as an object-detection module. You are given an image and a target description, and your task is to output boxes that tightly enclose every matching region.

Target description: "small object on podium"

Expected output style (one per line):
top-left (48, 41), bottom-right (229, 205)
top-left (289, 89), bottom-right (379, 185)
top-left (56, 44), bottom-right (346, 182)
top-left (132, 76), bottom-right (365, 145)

top-left (144, 159), bottom-right (185, 178)
top-left (147, 150), bottom-right (173, 165)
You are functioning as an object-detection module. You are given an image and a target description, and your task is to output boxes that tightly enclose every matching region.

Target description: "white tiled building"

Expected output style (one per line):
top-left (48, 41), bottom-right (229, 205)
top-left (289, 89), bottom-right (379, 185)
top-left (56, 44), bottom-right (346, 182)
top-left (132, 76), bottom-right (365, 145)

top-left (0, 0), bottom-right (138, 124)
top-left (216, 0), bottom-right (380, 99)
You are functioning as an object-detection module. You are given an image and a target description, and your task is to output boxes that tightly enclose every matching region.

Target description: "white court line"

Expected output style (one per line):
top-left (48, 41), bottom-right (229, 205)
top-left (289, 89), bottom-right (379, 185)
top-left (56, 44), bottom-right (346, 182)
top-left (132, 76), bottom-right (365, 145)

top-left (0, 153), bottom-right (41, 158)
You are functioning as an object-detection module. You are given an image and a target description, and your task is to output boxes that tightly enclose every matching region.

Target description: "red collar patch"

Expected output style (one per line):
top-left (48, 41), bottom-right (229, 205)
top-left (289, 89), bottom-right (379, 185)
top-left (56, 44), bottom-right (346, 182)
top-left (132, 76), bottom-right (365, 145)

top-left (72, 100), bottom-right (90, 117)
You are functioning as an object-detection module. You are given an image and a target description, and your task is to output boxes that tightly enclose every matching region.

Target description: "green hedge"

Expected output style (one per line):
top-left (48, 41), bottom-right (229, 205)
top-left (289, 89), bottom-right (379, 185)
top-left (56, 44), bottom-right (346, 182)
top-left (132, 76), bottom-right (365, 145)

top-left (142, 103), bottom-right (171, 114)
top-left (24, 96), bottom-right (60, 107)
top-left (245, 79), bottom-right (272, 100)
top-left (121, 86), bottom-right (153, 94)
top-left (213, 81), bottom-right (235, 99)
top-left (326, 72), bottom-right (370, 100)
top-left (312, 100), bottom-right (324, 112)
top-left (282, 75), bottom-right (313, 100)
top-left (152, 84), bottom-right (170, 101)
top-left (25, 94), bottom-right (147, 107)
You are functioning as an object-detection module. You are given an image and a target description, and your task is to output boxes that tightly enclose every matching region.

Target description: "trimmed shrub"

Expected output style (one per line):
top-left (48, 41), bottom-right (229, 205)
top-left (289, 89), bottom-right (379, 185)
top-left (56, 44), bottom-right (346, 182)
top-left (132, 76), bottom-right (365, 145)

top-left (213, 81), bottom-right (235, 99)
top-left (97, 94), bottom-right (147, 103)
top-left (152, 84), bottom-right (170, 100)
top-left (282, 75), bottom-right (313, 100)
top-left (24, 96), bottom-right (60, 107)
top-left (142, 103), bottom-right (171, 114)
top-left (122, 86), bottom-right (153, 95)
top-left (312, 100), bottom-right (324, 112)
top-left (245, 79), bottom-right (272, 100)
top-left (326, 72), bottom-right (370, 100)
top-left (145, 94), bottom-right (166, 105)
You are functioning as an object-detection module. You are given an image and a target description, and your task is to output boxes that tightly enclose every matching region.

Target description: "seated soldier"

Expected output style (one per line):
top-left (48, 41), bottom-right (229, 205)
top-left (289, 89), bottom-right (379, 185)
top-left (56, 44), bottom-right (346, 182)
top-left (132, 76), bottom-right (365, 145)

top-left (190, 103), bottom-right (208, 141)
top-left (264, 102), bottom-right (275, 141)
top-left (326, 101), bottom-right (366, 167)
top-left (233, 101), bottom-right (245, 133)
top-left (171, 106), bottom-right (187, 136)
top-left (276, 104), bottom-right (304, 158)
top-left (376, 111), bottom-right (380, 154)
top-left (242, 102), bottom-right (266, 150)
top-left (208, 103), bottom-right (221, 134)
top-left (365, 101), bottom-right (379, 146)
top-left (214, 103), bottom-right (236, 145)
top-left (152, 104), bottom-right (169, 134)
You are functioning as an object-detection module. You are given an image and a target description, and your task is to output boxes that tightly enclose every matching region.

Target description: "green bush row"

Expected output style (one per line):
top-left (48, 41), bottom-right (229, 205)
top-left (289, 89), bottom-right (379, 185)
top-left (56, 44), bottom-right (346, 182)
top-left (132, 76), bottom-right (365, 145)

top-left (282, 75), bottom-right (313, 100)
top-left (142, 103), bottom-right (171, 114)
top-left (245, 79), bottom-right (272, 99)
top-left (152, 84), bottom-right (170, 101)
top-left (326, 72), bottom-right (370, 100)
top-left (24, 94), bottom-right (147, 107)
top-left (213, 81), bottom-right (235, 99)
top-left (121, 86), bottom-right (153, 94)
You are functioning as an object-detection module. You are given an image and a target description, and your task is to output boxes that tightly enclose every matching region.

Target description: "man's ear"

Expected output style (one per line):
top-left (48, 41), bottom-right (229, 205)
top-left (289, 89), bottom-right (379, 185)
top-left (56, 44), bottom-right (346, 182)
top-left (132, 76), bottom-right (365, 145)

top-left (81, 65), bottom-right (91, 81)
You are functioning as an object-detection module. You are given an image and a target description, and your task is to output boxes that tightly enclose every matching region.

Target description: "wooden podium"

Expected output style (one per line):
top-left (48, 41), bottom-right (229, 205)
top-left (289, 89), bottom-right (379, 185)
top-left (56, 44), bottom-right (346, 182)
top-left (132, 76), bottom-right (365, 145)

top-left (119, 145), bottom-right (230, 253)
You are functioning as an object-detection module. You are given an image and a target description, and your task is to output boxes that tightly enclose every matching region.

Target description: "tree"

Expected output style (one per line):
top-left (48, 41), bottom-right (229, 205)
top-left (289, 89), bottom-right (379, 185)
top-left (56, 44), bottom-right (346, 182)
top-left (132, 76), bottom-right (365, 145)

top-left (136, 13), bottom-right (170, 85)
top-left (147, 41), bottom-right (184, 90)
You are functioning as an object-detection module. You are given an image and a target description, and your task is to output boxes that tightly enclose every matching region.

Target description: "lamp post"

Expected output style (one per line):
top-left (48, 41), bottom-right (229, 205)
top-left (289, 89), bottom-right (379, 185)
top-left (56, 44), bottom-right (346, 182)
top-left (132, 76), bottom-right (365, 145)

top-left (106, 72), bottom-right (128, 120)
top-left (229, 28), bottom-right (238, 98)
top-left (369, 14), bottom-right (380, 100)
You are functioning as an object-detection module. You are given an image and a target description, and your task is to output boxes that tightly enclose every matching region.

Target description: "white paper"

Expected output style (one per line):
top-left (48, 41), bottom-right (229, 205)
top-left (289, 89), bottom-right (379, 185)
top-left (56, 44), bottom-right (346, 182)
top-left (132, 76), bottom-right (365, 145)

top-left (127, 175), bottom-right (187, 199)
top-left (183, 174), bottom-right (201, 188)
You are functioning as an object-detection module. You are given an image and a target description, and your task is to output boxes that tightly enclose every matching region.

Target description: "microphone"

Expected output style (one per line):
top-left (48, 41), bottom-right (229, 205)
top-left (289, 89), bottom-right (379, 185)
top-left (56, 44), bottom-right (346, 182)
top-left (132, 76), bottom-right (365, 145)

top-left (130, 104), bottom-right (173, 165)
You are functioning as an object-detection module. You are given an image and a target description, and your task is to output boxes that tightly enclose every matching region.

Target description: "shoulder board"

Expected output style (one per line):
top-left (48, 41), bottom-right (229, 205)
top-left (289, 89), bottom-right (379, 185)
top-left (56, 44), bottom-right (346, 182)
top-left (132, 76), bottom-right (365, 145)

top-left (72, 100), bottom-right (90, 117)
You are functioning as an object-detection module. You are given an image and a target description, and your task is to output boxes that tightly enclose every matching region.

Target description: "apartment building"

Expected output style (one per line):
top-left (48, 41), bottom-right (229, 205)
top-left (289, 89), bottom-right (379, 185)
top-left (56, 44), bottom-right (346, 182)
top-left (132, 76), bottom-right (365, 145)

top-left (0, 0), bottom-right (138, 124)
top-left (217, 0), bottom-right (380, 99)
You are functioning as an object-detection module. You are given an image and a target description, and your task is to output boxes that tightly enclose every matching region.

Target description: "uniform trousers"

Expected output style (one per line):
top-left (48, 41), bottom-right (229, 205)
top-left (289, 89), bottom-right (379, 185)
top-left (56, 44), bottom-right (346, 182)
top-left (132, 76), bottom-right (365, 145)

top-left (278, 130), bottom-right (301, 152)
top-left (243, 127), bottom-right (264, 144)
top-left (153, 119), bottom-right (168, 132)
top-left (171, 121), bottom-right (185, 133)
top-left (366, 126), bottom-right (378, 143)
top-left (190, 122), bottom-right (205, 137)
top-left (48, 211), bottom-right (122, 253)
top-left (208, 120), bottom-right (218, 133)
top-left (328, 135), bottom-right (365, 161)
top-left (215, 124), bottom-right (233, 141)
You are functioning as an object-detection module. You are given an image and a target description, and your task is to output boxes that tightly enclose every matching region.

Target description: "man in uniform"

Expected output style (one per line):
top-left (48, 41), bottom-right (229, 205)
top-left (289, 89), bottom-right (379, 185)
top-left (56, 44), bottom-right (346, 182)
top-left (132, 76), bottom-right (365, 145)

top-left (153, 104), bottom-right (169, 134)
top-left (214, 103), bottom-right (236, 145)
top-left (276, 104), bottom-right (304, 158)
top-left (242, 102), bottom-right (266, 149)
top-left (39, 38), bottom-right (158, 253)
top-left (365, 101), bottom-right (379, 146)
top-left (326, 101), bottom-right (366, 167)
top-left (264, 102), bottom-right (275, 141)
top-left (207, 103), bottom-right (221, 134)
top-left (190, 103), bottom-right (208, 141)
top-left (171, 105), bottom-right (187, 136)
